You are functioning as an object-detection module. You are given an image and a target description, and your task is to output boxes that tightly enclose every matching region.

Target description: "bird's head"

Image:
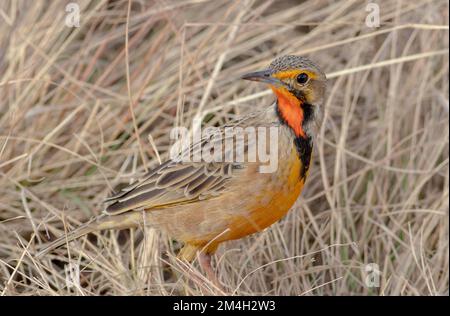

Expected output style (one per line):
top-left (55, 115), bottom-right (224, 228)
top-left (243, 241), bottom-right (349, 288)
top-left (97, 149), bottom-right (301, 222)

top-left (242, 55), bottom-right (326, 138)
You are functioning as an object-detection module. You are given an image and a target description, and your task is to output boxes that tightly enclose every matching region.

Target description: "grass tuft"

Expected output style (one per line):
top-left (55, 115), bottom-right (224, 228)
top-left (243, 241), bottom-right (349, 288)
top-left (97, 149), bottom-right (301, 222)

top-left (0, 0), bottom-right (448, 295)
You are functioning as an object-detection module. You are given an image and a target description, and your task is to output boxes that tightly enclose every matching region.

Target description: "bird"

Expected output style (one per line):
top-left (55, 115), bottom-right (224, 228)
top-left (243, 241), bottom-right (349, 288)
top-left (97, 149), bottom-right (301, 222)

top-left (36, 55), bottom-right (326, 283)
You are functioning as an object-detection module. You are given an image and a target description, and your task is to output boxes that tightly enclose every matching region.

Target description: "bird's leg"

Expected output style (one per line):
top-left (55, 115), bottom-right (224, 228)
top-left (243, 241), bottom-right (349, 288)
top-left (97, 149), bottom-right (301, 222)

top-left (198, 252), bottom-right (215, 281)
top-left (197, 252), bottom-right (223, 291)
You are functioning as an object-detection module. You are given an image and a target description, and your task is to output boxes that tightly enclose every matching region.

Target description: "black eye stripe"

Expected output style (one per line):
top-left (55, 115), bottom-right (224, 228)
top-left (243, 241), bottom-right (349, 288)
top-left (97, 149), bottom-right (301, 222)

top-left (296, 73), bottom-right (309, 84)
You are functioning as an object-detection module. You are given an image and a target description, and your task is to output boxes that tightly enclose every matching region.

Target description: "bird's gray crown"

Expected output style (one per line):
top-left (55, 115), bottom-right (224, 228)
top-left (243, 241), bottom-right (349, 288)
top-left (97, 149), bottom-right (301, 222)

top-left (268, 55), bottom-right (325, 80)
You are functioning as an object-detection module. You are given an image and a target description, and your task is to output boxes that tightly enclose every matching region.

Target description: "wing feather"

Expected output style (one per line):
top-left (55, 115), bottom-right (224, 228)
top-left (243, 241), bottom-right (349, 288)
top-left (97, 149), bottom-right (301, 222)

top-left (104, 108), bottom-right (271, 215)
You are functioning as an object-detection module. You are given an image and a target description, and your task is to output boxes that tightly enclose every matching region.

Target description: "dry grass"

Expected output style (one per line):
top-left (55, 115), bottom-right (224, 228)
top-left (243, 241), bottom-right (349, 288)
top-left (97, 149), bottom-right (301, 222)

top-left (0, 0), bottom-right (448, 296)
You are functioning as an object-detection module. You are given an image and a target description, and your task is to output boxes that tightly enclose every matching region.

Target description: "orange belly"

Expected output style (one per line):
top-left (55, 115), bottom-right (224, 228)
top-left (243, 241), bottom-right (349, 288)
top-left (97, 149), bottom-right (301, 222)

top-left (227, 154), bottom-right (307, 241)
top-left (190, 148), bottom-right (309, 254)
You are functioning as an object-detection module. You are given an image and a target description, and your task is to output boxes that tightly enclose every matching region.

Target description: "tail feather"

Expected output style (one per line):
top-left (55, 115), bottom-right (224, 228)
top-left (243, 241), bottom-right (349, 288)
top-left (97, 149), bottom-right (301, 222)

top-left (36, 212), bottom-right (142, 258)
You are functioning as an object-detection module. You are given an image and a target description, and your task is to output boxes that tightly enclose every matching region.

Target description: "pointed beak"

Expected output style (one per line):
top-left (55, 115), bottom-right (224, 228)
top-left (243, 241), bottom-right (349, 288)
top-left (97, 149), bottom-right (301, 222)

top-left (241, 69), bottom-right (286, 88)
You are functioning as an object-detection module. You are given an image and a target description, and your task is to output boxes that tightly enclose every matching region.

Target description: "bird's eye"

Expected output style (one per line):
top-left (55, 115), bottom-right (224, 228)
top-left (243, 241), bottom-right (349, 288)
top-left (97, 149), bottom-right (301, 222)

top-left (296, 73), bottom-right (309, 84)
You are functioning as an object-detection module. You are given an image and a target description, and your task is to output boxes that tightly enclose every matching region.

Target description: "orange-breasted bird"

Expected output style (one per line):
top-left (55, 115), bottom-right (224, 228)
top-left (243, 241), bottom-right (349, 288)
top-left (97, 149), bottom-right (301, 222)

top-left (37, 55), bottom-right (326, 279)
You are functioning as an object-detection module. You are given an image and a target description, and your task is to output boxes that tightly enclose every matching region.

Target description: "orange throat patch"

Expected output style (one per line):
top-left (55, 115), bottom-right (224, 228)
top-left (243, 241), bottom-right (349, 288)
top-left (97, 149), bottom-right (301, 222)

top-left (271, 87), bottom-right (305, 138)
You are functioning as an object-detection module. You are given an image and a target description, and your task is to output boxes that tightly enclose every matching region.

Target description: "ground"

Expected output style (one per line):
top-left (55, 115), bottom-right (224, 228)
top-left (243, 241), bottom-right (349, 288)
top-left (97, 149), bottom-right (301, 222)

top-left (0, 0), bottom-right (448, 295)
